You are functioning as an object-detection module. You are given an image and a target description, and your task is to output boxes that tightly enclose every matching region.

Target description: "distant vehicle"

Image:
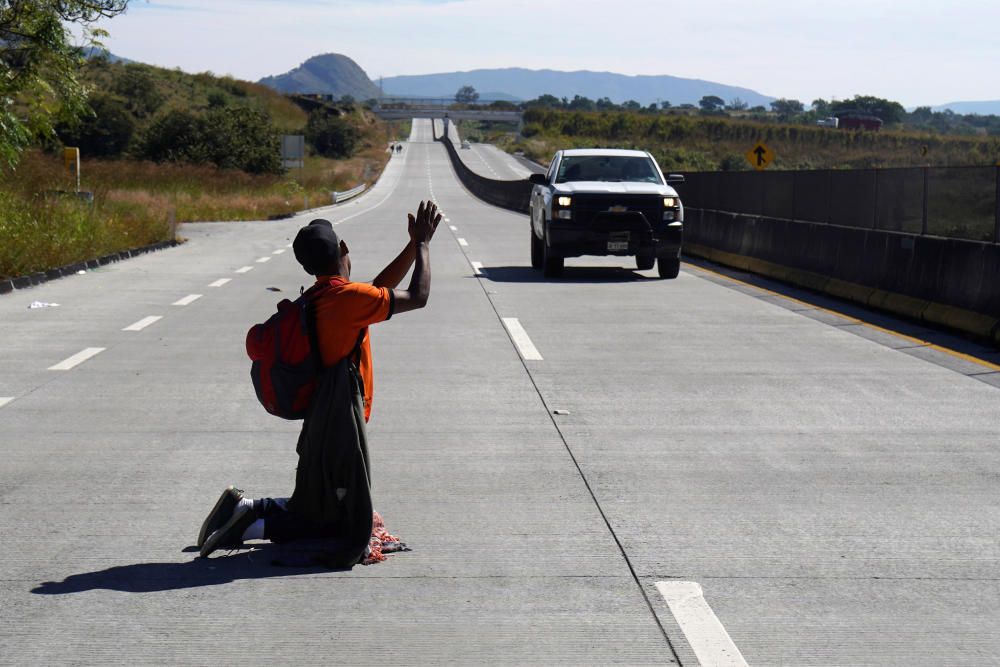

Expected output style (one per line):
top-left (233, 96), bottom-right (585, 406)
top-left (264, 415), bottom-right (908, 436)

top-left (835, 112), bottom-right (883, 131)
top-left (460, 141), bottom-right (471, 149)
top-left (528, 148), bottom-right (685, 278)
top-left (816, 117), bottom-right (839, 128)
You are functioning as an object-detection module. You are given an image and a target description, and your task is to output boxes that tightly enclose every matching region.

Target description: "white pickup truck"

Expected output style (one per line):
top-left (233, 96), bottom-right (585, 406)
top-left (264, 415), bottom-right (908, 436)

top-left (528, 148), bottom-right (685, 278)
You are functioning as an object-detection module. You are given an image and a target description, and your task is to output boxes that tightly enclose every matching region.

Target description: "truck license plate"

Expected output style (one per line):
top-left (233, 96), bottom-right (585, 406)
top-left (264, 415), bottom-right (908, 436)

top-left (607, 231), bottom-right (629, 251)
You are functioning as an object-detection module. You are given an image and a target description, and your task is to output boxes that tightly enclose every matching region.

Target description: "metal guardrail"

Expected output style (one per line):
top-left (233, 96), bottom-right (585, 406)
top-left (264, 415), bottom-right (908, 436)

top-left (331, 183), bottom-right (367, 204)
top-left (678, 166), bottom-right (1000, 244)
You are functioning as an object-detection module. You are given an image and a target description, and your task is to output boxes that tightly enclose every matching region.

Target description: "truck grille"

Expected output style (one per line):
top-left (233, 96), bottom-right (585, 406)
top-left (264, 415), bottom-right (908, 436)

top-left (570, 194), bottom-right (661, 230)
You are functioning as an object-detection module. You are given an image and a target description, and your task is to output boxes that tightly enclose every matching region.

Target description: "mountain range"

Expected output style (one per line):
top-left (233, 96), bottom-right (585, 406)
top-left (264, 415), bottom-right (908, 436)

top-left (258, 54), bottom-right (774, 107)
top-left (379, 67), bottom-right (775, 107)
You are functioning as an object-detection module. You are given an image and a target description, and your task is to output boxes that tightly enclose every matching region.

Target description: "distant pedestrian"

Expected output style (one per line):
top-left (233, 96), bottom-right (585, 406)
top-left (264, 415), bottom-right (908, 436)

top-left (198, 201), bottom-right (441, 564)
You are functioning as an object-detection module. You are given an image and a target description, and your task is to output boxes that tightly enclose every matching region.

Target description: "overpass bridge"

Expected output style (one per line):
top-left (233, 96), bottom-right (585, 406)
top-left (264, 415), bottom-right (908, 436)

top-left (370, 97), bottom-right (523, 124)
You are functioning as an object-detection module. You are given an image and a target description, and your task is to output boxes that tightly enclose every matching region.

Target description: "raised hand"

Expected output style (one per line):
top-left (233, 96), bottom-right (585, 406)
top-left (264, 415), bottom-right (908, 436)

top-left (408, 200), bottom-right (442, 244)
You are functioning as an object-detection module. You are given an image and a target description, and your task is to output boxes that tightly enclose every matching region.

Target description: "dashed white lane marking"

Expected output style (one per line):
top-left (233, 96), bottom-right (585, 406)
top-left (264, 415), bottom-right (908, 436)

top-left (256, 256), bottom-right (271, 263)
top-left (209, 278), bottom-right (231, 287)
top-left (655, 581), bottom-right (748, 667)
top-left (172, 294), bottom-right (202, 306)
top-left (272, 249), bottom-right (286, 255)
top-left (49, 347), bottom-right (106, 371)
top-left (286, 243), bottom-right (293, 248)
top-left (123, 316), bottom-right (162, 332)
top-left (502, 317), bottom-right (543, 361)
top-left (471, 261), bottom-right (484, 276)
top-left (449, 225), bottom-right (458, 231)
top-left (0, 397), bottom-right (13, 409)
top-left (235, 266), bottom-right (254, 274)
top-left (458, 238), bottom-right (469, 247)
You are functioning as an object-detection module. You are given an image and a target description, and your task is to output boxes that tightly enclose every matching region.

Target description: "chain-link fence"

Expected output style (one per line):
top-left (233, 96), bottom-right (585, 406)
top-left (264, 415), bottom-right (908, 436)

top-left (679, 166), bottom-right (1000, 243)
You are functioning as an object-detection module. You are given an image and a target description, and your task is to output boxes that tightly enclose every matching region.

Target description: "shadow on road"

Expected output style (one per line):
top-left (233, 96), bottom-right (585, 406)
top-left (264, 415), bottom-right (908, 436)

top-left (479, 265), bottom-right (654, 284)
top-left (31, 544), bottom-right (353, 595)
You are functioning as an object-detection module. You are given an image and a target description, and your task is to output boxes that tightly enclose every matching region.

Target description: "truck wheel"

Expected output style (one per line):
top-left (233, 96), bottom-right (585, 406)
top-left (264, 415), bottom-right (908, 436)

top-left (657, 255), bottom-right (680, 279)
top-left (543, 231), bottom-right (563, 277)
top-left (530, 227), bottom-right (543, 269)
top-left (636, 254), bottom-right (655, 271)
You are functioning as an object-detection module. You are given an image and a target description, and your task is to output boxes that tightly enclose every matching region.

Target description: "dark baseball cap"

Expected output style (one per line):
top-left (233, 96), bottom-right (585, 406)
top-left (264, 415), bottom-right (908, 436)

top-left (293, 219), bottom-right (341, 275)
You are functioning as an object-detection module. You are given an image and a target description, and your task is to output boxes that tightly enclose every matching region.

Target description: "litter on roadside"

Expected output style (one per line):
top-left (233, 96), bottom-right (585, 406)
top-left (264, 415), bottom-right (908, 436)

top-left (28, 301), bottom-right (60, 309)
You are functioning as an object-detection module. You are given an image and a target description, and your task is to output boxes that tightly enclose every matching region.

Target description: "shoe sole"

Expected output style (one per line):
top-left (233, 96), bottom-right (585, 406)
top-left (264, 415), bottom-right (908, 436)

top-left (197, 486), bottom-right (243, 548)
top-left (200, 505), bottom-right (256, 558)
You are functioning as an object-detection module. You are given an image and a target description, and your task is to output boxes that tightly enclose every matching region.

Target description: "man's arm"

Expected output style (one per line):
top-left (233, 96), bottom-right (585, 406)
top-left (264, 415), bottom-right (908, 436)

top-left (373, 200), bottom-right (441, 289)
top-left (372, 241), bottom-right (416, 289)
top-left (392, 201), bottom-right (440, 314)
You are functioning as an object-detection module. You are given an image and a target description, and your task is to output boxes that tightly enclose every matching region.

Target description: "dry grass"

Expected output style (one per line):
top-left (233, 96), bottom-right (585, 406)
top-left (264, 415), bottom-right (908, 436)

top-left (0, 139), bottom-right (394, 278)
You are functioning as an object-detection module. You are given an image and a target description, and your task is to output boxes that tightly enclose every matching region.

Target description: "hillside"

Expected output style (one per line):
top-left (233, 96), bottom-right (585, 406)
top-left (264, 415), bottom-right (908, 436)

top-left (481, 108), bottom-right (1000, 172)
top-left (381, 67), bottom-right (775, 107)
top-left (931, 100), bottom-right (1000, 115)
top-left (259, 53), bottom-right (381, 100)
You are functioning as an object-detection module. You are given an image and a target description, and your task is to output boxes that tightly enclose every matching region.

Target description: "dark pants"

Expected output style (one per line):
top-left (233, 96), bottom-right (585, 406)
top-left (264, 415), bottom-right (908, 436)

top-left (256, 497), bottom-right (342, 543)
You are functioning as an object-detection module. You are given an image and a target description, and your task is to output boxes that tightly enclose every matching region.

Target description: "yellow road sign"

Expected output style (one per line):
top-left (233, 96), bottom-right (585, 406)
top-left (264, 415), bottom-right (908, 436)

top-left (745, 141), bottom-right (774, 171)
top-left (63, 147), bottom-right (79, 173)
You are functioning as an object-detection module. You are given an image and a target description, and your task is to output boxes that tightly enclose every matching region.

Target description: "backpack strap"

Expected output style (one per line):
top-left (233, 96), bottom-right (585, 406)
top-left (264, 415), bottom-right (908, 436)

top-left (302, 283), bottom-right (367, 370)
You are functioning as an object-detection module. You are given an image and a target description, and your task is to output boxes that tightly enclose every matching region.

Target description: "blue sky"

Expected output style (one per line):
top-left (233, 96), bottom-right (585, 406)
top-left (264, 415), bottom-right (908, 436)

top-left (92, 0), bottom-right (1000, 107)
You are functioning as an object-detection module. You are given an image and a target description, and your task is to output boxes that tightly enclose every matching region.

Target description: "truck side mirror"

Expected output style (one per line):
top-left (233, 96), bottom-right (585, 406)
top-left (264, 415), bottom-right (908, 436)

top-left (528, 173), bottom-right (548, 185)
top-left (666, 174), bottom-right (685, 185)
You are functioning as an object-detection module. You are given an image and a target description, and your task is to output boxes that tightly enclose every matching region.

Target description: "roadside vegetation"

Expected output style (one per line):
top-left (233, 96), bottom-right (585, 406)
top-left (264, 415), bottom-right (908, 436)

top-left (467, 109), bottom-right (1000, 172)
top-left (449, 87), bottom-right (1000, 171)
top-left (1, 56), bottom-right (406, 280)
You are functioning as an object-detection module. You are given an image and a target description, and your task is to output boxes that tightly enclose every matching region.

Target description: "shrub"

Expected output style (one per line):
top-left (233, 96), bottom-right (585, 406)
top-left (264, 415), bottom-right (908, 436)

top-left (306, 110), bottom-right (359, 159)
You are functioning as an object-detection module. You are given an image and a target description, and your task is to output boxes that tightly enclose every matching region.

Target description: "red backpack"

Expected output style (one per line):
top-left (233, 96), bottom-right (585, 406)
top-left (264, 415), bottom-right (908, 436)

top-left (246, 285), bottom-right (329, 419)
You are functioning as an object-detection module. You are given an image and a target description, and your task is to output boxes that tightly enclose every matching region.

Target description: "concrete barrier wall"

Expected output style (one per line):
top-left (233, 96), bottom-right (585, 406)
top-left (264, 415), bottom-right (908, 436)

top-left (686, 209), bottom-right (1000, 339)
top-left (438, 134), bottom-right (531, 214)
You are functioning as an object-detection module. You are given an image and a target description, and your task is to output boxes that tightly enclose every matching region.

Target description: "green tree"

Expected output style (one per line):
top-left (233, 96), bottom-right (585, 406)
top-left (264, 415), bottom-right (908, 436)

top-left (770, 98), bottom-right (804, 120)
top-left (56, 93), bottom-right (136, 157)
top-left (112, 64), bottom-right (164, 118)
top-left (526, 94), bottom-right (563, 108)
top-left (811, 98), bottom-right (831, 116)
top-left (0, 0), bottom-right (130, 166)
top-left (567, 95), bottom-right (595, 111)
top-left (699, 95), bottom-right (725, 113)
top-left (831, 95), bottom-right (906, 124)
top-left (305, 110), bottom-right (359, 159)
top-left (622, 99), bottom-right (641, 111)
top-left (141, 107), bottom-right (283, 174)
top-left (727, 97), bottom-right (748, 111)
top-left (455, 85), bottom-right (479, 104)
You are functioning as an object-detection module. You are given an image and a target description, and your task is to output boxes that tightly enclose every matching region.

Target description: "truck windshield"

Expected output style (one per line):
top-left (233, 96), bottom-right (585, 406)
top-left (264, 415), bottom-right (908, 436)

top-left (555, 156), bottom-right (662, 184)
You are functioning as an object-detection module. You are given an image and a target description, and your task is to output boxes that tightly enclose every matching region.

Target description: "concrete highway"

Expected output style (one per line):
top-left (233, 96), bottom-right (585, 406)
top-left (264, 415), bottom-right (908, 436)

top-left (2, 118), bottom-right (1000, 665)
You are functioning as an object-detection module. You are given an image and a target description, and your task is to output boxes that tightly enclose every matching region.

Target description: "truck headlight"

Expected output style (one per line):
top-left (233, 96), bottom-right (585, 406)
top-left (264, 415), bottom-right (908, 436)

top-left (557, 196), bottom-right (572, 207)
top-left (663, 197), bottom-right (677, 208)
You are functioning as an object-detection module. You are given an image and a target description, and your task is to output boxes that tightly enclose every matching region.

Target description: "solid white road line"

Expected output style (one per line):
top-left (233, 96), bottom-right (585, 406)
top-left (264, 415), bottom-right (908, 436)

top-left (49, 347), bottom-right (106, 371)
top-left (272, 249), bottom-right (286, 255)
top-left (235, 266), bottom-right (254, 274)
top-left (502, 318), bottom-right (543, 361)
top-left (458, 238), bottom-right (469, 247)
top-left (208, 278), bottom-right (231, 287)
top-left (471, 261), bottom-right (484, 276)
top-left (0, 397), bottom-right (13, 409)
top-left (172, 294), bottom-right (202, 306)
top-left (122, 316), bottom-right (162, 332)
top-left (655, 581), bottom-right (748, 667)
top-left (256, 256), bottom-right (271, 263)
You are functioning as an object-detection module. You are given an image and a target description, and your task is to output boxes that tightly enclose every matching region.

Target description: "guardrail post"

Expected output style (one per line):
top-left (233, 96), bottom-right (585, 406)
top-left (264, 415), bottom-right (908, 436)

top-left (921, 167), bottom-right (929, 236)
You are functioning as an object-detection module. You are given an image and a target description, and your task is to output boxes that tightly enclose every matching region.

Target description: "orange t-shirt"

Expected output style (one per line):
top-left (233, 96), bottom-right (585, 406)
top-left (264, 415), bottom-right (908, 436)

top-left (312, 275), bottom-right (394, 422)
